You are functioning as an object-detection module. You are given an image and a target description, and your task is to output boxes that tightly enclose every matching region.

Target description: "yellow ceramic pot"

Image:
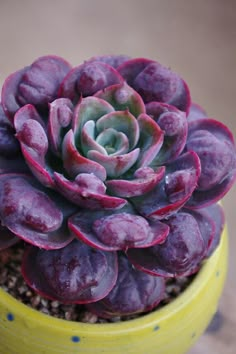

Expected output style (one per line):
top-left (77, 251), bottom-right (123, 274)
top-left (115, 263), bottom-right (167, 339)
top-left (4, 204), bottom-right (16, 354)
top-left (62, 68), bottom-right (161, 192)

top-left (0, 227), bottom-right (228, 354)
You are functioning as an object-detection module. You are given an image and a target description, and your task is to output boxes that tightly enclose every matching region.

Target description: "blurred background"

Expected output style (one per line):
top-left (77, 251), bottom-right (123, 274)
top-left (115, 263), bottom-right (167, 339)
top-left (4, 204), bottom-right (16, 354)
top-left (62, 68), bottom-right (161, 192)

top-left (0, 0), bottom-right (235, 352)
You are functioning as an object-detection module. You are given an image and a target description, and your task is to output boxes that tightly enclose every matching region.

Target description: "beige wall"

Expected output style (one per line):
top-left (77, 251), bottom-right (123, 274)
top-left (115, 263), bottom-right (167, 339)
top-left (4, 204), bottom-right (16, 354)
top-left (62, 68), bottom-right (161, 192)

top-left (0, 1), bottom-right (235, 352)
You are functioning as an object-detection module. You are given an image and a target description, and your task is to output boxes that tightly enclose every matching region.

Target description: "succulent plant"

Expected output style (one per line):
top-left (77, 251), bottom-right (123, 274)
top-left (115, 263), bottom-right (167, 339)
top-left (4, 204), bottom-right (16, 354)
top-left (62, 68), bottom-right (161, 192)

top-left (0, 55), bottom-right (235, 318)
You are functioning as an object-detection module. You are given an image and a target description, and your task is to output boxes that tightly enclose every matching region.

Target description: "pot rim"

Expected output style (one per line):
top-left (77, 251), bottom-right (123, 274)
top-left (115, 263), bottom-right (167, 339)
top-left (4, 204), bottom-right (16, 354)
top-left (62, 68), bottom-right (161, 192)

top-left (0, 226), bottom-right (227, 334)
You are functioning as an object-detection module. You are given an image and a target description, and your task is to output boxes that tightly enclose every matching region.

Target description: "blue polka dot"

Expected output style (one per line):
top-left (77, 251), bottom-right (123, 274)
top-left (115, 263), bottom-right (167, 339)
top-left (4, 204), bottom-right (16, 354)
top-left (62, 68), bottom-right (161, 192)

top-left (7, 313), bottom-right (14, 321)
top-left (191, 332), bottom-right (196, 338)
top-left (216, 270), bottom-right (220, 277)
top-left (71, 336), bottom-right (80, 343)
top-left (153, 325), bottom-right (160, 331)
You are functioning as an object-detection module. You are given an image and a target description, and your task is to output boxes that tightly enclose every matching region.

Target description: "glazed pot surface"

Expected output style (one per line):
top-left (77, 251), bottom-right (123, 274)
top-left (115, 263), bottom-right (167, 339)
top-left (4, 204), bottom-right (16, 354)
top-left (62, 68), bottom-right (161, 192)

top-left (0, 228), bottom-right (228, 354)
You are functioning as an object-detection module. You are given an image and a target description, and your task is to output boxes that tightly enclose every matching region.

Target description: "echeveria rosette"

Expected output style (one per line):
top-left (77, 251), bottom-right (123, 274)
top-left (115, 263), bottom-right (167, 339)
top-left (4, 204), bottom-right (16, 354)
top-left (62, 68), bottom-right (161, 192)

top-left (0, 54), bottom-right (235, 318)
top-left (12, 80), bottom-right (175, 211)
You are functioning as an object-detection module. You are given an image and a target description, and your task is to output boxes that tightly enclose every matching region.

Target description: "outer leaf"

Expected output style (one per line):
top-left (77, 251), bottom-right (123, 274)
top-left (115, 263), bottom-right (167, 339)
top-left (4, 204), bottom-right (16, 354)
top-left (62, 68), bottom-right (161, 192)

top-left (192, 204), bottom-right (225, 257)
top-left (183, 208), bottom-right (215, 257)
top-left (1, 55), bottom-right (71, 120)
top-left (118, 58), bottom-right (191, 113)
top-left (59, 61), bottom-right (123, 103)
top-left (186, 118), bottom-right (236, 208)
top-left (69, 203), bottom-right (169, 251)
top-left (1, 66), bottom-right (29, 122)
top-left (131, 151), bottom-right (201, 220)
top-left (127, 212), bottom-right (205, 277)
top-left (117, 58), bottom-right (155, 84)
top-left (0, 174), bottom-right (73, 249)
top-left (22, 240), bottom-right (118, 304)
top-left (86, 253), bottom-right (165, 318)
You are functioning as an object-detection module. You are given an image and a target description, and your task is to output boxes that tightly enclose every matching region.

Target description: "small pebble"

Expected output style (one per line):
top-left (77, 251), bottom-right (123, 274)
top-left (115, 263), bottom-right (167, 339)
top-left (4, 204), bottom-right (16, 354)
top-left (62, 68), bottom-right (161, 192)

top-left (80, 311), bottom-right (98, 323)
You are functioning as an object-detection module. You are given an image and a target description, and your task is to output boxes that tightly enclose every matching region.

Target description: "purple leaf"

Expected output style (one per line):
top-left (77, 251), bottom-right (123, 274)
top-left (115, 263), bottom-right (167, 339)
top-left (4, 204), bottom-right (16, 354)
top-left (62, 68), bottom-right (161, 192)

top-left (1, 66), bottom-right (29, 122)
top-left (54, 172), bottom-right (126, 210)
top-left (186, 118), bottom-right (236, 208)
top-left (48, 98), bottom-right (74, 156)
top-left (196, 204), bottom-right (225, 257)
top-left (131, 151), bottom-right (201, 220)
top-left (59, 61), bottom-right (123, 103)
top-left (118, 58), bottom-right (191, 113)
top-left (146, 102), bottom-right (188, 164)
top-left (118, 58), bottom-right (155, 84)
top-left (22, 240), bottom-right (118, 303)
top-left (1, 55), bottom-right (72, 120)
top-left (69, 203), bottom-right (169, 251)
top-left (14, 103), bottom-right (45, 132)
top-left (106, 166), bottom-right (165, 198)
top-left (14, 104), bottom-right (55, 188)
top-left (94, 82), bottom-right (146, 118)
top-left (0, 174), bottom-right (73, 249)
top-left (127, 211), bottom-right (206, 277)
top-left (182, 208), bottom-right (215, 257)
top-left (86, 253), bottom-right (165, 318)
